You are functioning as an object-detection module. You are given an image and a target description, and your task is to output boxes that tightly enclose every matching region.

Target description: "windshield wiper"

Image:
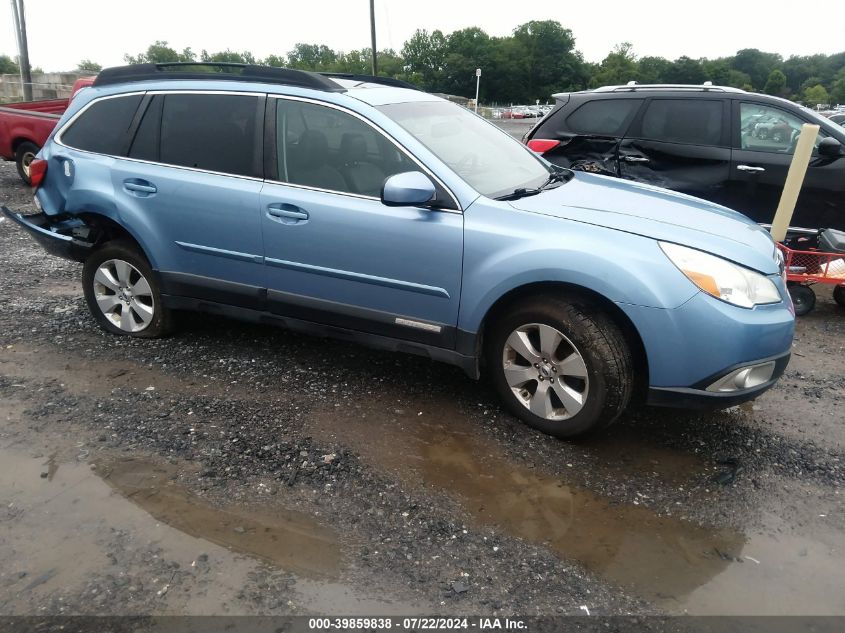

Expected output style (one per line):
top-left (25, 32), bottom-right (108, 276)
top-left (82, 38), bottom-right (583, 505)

top-left (494, 168), bottom-right (574, 201)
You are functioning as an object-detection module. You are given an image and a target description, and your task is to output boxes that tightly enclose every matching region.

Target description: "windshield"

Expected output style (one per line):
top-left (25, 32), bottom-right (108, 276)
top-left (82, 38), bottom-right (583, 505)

top-left (378, 100), bottom-right (551, 198)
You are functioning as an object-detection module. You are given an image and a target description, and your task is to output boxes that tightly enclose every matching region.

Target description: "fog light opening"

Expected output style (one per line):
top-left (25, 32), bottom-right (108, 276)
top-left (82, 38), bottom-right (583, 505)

top-left (707, 361), bottom-right (776, 393)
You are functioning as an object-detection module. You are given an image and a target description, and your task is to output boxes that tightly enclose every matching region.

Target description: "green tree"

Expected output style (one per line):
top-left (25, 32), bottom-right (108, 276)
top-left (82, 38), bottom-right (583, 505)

top-left (732, 48), bottom-right (782, 90)
top-left (764, 69), bottom-right (787, 96)
top-left (286, 43), bottom-right (337, 70)
top-left (124, 41), bottom-right (196, 64)
top-left (638, 56), bottom-right (671, 83)
top-left (511, 20), bottom-right (586, 101)
top-left (76, 59), bottom-right (102, 73)
top-left (830, 69), bottom-right (845, 105)
top-left (590, 42), bottom-right (638, 88)
top-left (401, 29), bottom-right (447, 90)
top-left (663, 56), bottom-right (707, 84)
top-left (200, 49), bottom-right (257, 64)
top-left (0, 54), bottom-right (20, 74)
top-left (802, 84), bottom-right (830, 107)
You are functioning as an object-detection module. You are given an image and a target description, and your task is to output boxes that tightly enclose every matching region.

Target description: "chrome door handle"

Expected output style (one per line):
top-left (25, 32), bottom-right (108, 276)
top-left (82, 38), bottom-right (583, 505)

top-left (621, 155), bottom-right (650, 163)
top-left (737, 164), bottom-right (766, 173)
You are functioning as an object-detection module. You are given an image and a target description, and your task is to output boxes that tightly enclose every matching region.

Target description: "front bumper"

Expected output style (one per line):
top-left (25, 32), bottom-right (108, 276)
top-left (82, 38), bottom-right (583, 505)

top-left (1, 206), bottom-right (92, 262)
top-left (647, 351), bottom-right (791, 409)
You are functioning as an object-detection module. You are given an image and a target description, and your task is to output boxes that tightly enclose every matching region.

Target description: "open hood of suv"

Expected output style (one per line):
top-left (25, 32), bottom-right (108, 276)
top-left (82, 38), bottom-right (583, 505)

top-left (508, 172), bottom-right (780, 275)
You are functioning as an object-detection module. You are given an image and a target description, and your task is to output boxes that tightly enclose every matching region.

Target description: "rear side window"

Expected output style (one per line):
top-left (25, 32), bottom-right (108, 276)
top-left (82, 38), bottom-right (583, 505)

top-left (565, 99), bottom-right (641, 136)
top-left (60, 94), bottom-right (143, 155)
top-left (159, 94), bottom-right (262, 178)
top-left (640, 99), bottom-right (723, 146)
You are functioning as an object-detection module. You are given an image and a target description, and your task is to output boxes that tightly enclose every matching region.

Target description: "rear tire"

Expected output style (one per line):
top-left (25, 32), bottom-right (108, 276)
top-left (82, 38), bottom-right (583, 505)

top-left (14, 141), bottom-right (39, 185)
top-left (82, 241), bottom-right (171, 338)
top-left (833, 284), bottom-right (845, 307)
top-left (788, 284), bottom-right (816, 316)
top-left (486, 295), bottom-right (633, 438)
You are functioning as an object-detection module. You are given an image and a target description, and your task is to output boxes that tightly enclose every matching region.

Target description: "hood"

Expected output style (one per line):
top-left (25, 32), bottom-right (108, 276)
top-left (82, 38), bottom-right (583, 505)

top-left (508, 172), bottom-right (780, 275)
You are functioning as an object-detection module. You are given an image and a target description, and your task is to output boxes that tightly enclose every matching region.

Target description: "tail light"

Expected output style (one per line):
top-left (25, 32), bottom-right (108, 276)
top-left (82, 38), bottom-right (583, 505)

top-left (29, 158), bottom-right (47, 188)
top-left (527, 139), bottom-right (560, 154)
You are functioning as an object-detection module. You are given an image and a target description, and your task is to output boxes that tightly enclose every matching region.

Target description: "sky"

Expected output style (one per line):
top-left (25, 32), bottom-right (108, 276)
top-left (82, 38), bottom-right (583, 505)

top-left (2, 0), bottom-right (842, 73)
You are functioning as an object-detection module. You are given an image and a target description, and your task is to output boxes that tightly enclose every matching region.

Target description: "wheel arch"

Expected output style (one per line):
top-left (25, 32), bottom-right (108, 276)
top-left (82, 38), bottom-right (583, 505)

top-left (76, 212), bottom-right (158, 268)
top-left (477, 281), bottom-right (650, 402)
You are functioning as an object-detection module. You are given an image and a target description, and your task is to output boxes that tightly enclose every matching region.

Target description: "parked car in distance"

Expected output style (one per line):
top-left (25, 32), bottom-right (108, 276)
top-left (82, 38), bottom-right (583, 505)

top-left (525, 83), bottom-right (845, 231)
top-left (2, 64), bottom-right (794, 439)
top-left (0, 77), bottom-right (95, 184)
top-left (830, 112), bottom-right (845, 127)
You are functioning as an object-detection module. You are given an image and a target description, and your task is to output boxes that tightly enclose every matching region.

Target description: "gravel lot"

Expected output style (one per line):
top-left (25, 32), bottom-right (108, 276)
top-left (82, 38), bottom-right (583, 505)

top-left (1, 149), bottom-right (844, 620)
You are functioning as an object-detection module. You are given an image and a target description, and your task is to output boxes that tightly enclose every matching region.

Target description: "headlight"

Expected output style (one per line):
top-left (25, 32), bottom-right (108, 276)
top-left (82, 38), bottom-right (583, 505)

top-left (660, 242), bottom-right (781, 308)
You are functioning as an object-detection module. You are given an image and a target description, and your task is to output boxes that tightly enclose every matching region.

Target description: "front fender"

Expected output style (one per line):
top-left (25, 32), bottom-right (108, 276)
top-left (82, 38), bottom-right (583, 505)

top-left (458, 204), bottom-right (698, 333)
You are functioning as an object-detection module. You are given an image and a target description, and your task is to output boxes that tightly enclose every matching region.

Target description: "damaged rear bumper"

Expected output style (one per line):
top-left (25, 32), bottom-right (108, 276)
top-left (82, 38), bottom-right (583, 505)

top-left (1, 206), bottom-right (93, 262)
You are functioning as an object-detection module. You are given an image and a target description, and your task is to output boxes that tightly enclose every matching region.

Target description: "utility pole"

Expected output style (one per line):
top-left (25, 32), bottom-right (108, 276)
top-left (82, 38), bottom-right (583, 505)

top-left (369, 0), bottom-right (378, 76)
top-left (10, 0), bottom-right (33, 100)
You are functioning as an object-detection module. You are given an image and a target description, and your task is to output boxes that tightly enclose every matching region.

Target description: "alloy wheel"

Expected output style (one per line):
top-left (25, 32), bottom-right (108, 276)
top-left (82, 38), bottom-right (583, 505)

top-left (92, 259), bottom-right (155, 332)
top-left (502, 322), bottom-right (589, 421)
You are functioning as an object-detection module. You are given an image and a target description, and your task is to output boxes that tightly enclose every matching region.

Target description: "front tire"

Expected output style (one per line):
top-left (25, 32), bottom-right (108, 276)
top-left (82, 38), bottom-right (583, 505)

top-left (486, 296), bottom-right (633, 438)
top-left (82, 241), bottom-right (171, 337)
top-left (15, 141), bottom-right (39, 185)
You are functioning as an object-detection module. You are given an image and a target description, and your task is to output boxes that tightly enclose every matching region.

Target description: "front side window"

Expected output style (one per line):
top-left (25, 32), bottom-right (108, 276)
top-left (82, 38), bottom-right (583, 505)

top-left (158, 93), bottom-right (262, 177)
top-left (640, 99), bottom-right (723, 146)
top-left (60, 94), bottom-right (143, 155)
top-left (275, 99), bottom-right (416, 197)
top-left (566, 99), bottom-right (642, 136)
top-left (379, 100), bottom-right (550, 198)
top-left (739, 103), bottom-right (824, 154)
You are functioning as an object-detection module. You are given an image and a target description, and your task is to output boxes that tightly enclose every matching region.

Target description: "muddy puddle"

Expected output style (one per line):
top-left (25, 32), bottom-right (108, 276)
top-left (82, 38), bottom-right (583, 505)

top-left (0, 444), bottom-right (357, 614)
top-left (310, 404), bottom-right (845, 615)
top-left (96, 457), bottom-right (341, 579)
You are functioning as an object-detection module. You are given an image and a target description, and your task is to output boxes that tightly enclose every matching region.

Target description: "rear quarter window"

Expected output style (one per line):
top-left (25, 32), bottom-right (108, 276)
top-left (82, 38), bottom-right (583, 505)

top-left (565, 99), bottom-right (642, 136)
top-left (640, 99), bottom-right (723, 146)
top-left (60, 94), bottom-right (144, 156)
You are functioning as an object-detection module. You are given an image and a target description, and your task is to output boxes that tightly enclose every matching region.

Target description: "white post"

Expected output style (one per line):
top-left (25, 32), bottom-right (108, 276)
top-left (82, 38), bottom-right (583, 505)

top-left (475, 68), bottom-right (481, 113)
top-left (769, 123), bottom-right (820, 242)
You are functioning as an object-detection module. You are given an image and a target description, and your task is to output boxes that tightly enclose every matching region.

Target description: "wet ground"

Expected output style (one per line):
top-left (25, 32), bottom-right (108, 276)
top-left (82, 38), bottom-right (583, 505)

top-left (1, 156), bottom-right (844, 618)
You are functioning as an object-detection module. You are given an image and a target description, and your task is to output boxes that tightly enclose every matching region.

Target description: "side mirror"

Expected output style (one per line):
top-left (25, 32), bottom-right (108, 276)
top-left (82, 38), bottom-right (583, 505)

top-left (381, 171), bottom-right (436, 207)
top-left (818, 136), bottom-right (843, 157)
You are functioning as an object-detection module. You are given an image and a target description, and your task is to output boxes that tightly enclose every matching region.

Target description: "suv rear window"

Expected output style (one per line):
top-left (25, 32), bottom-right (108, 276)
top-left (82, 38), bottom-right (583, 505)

top-left (640, 99), bottom-right (723, 146)
top-left (60, 94), bottom-right (143, 155)
top-left (565, 99), bottom-right (641, 136)
top-left (158, 94), bottom-right (262, 178)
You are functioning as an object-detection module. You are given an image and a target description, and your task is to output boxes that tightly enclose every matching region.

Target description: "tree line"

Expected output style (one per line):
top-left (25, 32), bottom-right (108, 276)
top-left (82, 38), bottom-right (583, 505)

top-left (2, 20), bottom-right (843, 106)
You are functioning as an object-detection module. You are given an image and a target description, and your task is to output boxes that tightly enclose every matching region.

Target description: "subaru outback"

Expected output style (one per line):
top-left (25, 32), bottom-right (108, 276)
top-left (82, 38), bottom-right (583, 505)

top-left (2, 63), bottom-right (795, 438)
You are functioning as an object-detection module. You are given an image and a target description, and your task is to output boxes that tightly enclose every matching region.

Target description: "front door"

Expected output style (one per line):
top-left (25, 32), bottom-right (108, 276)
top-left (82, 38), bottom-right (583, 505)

top-left (728, 100), bottom-right (845, 229)
top-left (259, 97), bottom-right (463, 348)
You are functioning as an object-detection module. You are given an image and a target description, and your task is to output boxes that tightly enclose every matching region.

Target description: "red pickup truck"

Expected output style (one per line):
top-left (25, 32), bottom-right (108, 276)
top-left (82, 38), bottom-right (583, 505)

top-left (0, 77), bottom-right (95, 184)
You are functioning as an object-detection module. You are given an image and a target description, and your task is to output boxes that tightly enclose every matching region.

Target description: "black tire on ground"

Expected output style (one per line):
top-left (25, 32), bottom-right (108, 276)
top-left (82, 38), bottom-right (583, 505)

top-left (833, 284), bottom-right (845, 307)
top-left (788, 284), bottom-right (816, 316)
top-left (14, 141), bottom-right (40, 185)
top-left (82, 241), bottom-right (172, 338)
top-left (486, 295), bottom-right (633, 439)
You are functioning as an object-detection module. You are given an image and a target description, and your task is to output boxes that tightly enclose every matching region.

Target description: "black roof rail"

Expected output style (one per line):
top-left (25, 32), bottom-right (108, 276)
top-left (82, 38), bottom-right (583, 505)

top-left (319, 72), bottom-right (418, 90)
top-left (93, 63), bottom-right (345, 92)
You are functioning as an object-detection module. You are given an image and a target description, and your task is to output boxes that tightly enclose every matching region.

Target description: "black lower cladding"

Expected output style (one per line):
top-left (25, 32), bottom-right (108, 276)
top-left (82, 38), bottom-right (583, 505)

top-left (647, 351), bottom-right (791, 409)
top-left (157, 271), bottom-right (477, 376)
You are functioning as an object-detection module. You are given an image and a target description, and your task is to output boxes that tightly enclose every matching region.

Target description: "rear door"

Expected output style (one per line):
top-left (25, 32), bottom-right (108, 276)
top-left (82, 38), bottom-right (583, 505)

top-left (728, 100), bottom-right (845, 229)
top-left (535, 98), bottom-right (643, 176)
top-left (110, 91), bottom-right (266, 309)
top-left (258, 96), bottom-right (464, 348)
top-left (618, 97), bottom-right (732, 208)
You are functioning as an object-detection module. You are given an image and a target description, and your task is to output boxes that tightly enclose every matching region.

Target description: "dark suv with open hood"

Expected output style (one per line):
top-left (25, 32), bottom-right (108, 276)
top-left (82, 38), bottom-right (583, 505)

top-left (524, 83), bottom-right (845, 231)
